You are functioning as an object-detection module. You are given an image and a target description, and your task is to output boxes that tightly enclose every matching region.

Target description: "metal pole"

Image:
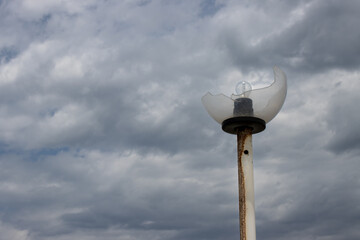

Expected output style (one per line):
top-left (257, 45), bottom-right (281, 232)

top-left (237, 128), bottom-right (256, 240)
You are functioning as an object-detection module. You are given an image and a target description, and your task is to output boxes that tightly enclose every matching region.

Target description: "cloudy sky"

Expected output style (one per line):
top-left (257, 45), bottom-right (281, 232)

top-left (0, 0), bottom-right (360, 239)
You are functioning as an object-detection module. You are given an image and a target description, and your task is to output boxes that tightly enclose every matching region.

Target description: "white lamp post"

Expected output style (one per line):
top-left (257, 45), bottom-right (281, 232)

top-left (201, 66), bottom-right (287, 240)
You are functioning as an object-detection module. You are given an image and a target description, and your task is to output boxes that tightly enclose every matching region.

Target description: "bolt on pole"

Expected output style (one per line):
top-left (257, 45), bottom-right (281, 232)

top-left (237, 128), bottom-right (256, 240)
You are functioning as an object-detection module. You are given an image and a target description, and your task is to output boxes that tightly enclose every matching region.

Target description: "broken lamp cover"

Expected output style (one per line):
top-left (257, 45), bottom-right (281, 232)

top-left (201, 66), bottom-right (287, 134)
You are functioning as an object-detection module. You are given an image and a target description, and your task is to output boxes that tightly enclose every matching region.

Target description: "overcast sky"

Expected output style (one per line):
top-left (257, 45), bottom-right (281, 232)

top-left (0, 0), bottom-right (360, 239)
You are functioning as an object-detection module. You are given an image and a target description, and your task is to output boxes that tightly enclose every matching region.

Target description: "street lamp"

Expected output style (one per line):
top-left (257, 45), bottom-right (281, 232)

top-left (201, 66), bottom-right (287, 240)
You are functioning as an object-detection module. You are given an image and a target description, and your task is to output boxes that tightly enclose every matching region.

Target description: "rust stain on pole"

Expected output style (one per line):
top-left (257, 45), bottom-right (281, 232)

top-left (237, 128), bottom-right (252, 240)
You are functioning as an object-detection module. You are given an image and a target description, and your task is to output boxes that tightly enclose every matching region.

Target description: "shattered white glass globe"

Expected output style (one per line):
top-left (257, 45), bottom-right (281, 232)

top-left (201, 66), bottom-right (287, 125)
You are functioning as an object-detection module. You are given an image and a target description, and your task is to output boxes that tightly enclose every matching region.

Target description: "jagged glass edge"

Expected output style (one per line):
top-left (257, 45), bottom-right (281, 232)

top-left (231, 65), bottom-right (285, 100)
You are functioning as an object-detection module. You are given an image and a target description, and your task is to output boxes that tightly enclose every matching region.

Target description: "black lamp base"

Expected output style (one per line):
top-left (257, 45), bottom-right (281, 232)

top-left (222, 117), bottom-right (266, 134)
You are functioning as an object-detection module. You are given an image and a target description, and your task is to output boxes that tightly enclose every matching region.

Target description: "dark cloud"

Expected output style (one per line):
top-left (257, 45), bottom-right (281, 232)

top-left (326, 88), bottom-right (360, 153)
top-left (199, 0), bottom-right (224, 18)
top-left (220, 0), bottom-right (360, 73)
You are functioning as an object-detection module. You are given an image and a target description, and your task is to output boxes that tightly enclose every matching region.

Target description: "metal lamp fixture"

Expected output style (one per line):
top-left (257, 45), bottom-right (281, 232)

top-left (201, 66), bottom-right (287, 240)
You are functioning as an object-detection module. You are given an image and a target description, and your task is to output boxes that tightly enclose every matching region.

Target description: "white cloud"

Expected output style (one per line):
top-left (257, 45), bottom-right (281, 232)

top-left (51, 55), bottom-right (84, 80)
top-left (0, 221), bottom-right (28, 240)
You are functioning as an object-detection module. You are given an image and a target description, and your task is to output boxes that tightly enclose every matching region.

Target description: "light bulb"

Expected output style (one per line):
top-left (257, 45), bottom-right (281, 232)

top-left (235, 81), bottom-right (252, 97)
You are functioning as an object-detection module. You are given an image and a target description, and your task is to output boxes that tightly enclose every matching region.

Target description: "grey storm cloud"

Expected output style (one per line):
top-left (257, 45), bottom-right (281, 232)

top-left (220, 0), bottom-right (360, 73)
top-left (0, 0), bottom-right (359, 239)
